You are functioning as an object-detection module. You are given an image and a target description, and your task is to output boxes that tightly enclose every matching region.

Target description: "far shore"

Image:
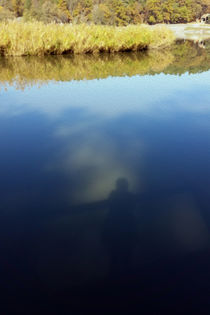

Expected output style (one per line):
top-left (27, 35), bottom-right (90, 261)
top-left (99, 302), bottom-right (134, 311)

top-left (161, 23), bottom-right (210, 41)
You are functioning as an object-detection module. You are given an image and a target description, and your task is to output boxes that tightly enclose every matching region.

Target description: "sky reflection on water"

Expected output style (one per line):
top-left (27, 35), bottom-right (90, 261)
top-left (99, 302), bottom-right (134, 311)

top-left (1, 65), bottom-right (210, 312)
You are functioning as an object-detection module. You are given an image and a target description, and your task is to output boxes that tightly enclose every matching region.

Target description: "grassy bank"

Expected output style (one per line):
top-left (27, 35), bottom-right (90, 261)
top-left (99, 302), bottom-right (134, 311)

top-left (0, 21), bottom-right (175, 56)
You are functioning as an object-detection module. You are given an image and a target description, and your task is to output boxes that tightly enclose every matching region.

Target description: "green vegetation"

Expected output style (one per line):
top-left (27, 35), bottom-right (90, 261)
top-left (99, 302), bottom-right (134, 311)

top-left (0, 41), bottom-right (210, 90)
top-left (0, 21), bottom-right (174, 56)
top-left (0, 0), bottom-right (210, 25)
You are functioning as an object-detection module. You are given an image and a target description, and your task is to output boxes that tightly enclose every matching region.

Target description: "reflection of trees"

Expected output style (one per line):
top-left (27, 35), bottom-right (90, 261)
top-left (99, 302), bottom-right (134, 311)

top-left (163, 40), bottom-right (210, 75)
top-left (1, 40), bottom-right (210, 90)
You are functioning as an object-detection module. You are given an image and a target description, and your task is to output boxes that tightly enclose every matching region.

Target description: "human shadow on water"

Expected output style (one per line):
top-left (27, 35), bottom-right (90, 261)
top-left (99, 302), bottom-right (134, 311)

top-left (102, 178), bottom-right (138, 281)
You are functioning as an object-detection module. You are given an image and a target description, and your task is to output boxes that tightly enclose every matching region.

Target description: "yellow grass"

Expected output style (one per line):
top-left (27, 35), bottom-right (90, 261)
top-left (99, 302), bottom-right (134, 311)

top-left (0, 21), bottom-right (175, 56)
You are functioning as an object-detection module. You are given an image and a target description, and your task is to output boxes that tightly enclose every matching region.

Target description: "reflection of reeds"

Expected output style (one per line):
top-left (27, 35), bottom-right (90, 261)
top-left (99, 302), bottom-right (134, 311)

top-left (0, 21), bottom-right (174, 56)
top-left (0, 50), bottom-right (174, 90)
top-left (0, 41), bottom-right (209, 90)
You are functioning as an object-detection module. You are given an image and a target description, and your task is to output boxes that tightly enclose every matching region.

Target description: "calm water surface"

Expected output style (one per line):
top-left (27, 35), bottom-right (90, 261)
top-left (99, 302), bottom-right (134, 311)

top-left (1, 41), bottom-right (210, 313)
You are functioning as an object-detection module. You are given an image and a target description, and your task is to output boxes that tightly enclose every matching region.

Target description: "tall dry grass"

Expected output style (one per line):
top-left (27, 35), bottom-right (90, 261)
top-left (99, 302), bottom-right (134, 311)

top-left (0, 21), bottom-right (175, 56)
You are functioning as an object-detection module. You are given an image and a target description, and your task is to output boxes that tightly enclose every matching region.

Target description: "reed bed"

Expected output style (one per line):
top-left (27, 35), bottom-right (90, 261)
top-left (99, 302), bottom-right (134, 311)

top-left (0, 21), bottom-right (175, 56)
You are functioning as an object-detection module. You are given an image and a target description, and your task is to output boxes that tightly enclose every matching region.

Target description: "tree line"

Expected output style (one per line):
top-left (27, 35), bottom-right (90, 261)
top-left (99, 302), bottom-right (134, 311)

top-left (0, 0), bottom-right (210, 25)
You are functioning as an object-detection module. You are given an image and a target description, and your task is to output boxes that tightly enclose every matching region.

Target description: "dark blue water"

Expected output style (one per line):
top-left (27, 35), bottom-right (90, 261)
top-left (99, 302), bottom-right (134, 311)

top-left (1, 50), bottom-right (210, 313)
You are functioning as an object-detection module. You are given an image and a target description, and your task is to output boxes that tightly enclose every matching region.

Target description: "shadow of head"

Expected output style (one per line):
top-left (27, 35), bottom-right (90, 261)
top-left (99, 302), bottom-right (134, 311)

top-left (115, 178), bottom-right (129, 193)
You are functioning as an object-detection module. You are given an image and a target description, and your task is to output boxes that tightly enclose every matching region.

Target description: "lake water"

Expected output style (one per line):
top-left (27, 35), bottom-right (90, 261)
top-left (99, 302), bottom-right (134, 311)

top-left (1, 41), bottom-right (210, 313)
